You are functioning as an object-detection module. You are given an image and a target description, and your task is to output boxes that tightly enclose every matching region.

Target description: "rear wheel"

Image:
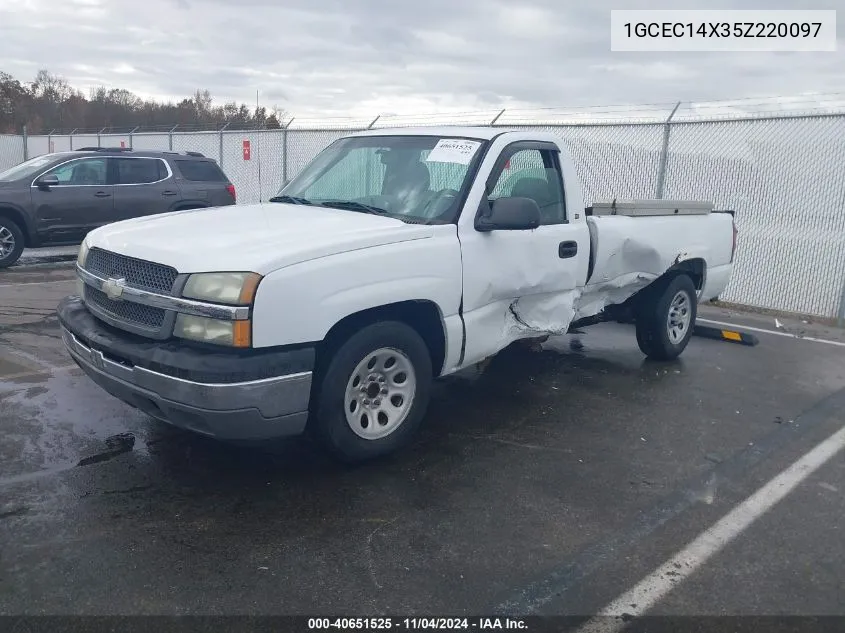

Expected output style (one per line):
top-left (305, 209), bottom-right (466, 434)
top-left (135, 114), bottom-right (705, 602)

top-left (635, 274), bottom-right (697, 360)
top-left (311, 321), bottom-right (433, 463)
top-left (0, 217), bottom-right (25, 269)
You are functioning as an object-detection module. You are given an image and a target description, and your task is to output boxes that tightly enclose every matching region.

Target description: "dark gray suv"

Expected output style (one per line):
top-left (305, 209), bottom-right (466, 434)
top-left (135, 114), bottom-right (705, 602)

top-left (0, 147), bottom-right (237, 268)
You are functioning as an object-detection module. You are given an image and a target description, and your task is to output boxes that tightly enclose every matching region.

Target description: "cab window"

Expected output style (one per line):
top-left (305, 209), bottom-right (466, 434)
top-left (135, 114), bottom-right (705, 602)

top-left (488, 148), bottom-right (566, 225)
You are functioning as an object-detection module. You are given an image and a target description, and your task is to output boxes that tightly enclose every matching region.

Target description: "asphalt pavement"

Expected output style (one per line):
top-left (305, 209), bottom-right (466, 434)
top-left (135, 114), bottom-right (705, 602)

top-left (1, 255), bottom-right (843, 620)
top-left (17, 245), bottom-right (80, 268)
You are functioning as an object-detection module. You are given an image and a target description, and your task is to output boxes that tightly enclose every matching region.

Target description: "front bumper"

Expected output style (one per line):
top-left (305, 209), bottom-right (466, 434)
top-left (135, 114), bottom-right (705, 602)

top-left (57, 296), bottom-right (314, 441)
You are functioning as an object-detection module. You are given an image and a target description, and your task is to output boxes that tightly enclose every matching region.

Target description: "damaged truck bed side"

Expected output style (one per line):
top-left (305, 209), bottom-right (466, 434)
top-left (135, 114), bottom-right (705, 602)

top-left (57, 127), bottom-right (737, 461)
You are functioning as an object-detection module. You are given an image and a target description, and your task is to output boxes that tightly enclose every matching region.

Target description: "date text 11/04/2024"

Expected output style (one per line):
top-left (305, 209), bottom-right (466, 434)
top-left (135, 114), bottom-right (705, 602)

top-left (307, 618), bottom-right (528, 630)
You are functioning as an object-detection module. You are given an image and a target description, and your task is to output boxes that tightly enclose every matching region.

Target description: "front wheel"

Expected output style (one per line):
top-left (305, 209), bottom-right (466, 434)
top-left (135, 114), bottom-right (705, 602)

top-left (311, 321), bottom-right (433, 463)
top-left (635, 274), bottom-right (697, 361)
top-left (0, 217), bottom-right (25, 269)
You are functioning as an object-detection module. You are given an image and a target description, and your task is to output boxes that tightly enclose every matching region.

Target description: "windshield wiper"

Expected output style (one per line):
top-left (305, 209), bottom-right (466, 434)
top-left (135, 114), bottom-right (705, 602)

top-left (269, 195), bottom-right (315, 205)
top-left (318, 200), bottom-right (390, 215)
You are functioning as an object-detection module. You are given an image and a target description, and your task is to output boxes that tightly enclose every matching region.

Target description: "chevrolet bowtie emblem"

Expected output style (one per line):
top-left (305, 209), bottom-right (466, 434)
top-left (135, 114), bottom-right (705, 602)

top-left (102, 277), bottom-right (127, 300)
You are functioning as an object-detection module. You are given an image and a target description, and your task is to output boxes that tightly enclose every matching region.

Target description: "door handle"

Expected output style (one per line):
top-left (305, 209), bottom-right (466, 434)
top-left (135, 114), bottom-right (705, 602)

top-left (162, 190), bottom-right (178, 197)
top-left (559, 241), bottom-right (578, 259)
top-left (94, 191), bottom-right (111, 198)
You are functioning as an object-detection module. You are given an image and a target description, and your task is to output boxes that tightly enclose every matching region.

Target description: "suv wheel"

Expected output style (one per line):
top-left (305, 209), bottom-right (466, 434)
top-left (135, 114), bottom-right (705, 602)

top-left (0, 217), bottom-right (24, 269)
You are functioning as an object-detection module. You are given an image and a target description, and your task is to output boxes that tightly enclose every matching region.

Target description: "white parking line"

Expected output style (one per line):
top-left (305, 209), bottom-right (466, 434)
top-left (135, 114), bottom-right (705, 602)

top-left (698, 317), bottom-right (845, 348)
top-left (578, 423), bottom-right (845, 632)
top-left (0, 279), bottom-right (75, 288)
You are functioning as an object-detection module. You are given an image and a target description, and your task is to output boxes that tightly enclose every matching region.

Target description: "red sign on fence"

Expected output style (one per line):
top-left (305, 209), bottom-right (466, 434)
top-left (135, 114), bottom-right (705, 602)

top-left (120, 140), bottom-right (126, 148)
top-left (243, 140), bottom-right (251, 161)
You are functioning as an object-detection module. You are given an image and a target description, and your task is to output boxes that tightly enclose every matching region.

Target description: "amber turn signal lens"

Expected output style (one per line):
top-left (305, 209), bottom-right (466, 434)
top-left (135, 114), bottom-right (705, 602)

top-left (232, 320), bottom-right (252, 348)
top-left (238, 273), bottom-right (262, 305)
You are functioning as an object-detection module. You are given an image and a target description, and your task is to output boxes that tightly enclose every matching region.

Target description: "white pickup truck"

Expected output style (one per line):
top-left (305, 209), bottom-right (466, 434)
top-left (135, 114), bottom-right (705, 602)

top-left (57, 127), bottom-right (737, 461)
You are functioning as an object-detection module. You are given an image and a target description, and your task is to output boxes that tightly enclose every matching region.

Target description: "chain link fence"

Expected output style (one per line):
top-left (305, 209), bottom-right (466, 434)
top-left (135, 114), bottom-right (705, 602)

top-left (3, 113), bottom-right (845, 320)
top-left (130, 132), bottom-right (170, 152)
top-left (0, 135), bottom-right (25, 172)
top-left (522, 124), bottom-right (666, 202)
top-left (660, 116), bottom-right (845, 318)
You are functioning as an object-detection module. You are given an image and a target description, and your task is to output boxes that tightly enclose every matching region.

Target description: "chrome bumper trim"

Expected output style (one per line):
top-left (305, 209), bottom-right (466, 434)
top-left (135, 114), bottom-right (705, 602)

top-left (61, 327), bottom-right (311, 419)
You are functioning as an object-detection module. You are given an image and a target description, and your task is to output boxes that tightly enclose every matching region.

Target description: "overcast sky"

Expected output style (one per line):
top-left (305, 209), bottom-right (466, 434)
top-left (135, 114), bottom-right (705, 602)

top-left (0, 0), bottom-right (843, 120)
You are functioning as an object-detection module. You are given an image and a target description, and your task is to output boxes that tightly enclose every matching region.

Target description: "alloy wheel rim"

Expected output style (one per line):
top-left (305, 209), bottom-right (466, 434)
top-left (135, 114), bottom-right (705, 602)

top-left (667, 290), bottom-right (692, 344)
top-left (0, 226), bottom-right (15, 258)
top-left (344, 347), bottom-right (416, 440)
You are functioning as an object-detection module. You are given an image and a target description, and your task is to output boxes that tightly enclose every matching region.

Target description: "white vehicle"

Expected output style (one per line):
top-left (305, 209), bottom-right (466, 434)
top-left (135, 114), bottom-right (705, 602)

top-left (57, 127), bottom-right (738, 461)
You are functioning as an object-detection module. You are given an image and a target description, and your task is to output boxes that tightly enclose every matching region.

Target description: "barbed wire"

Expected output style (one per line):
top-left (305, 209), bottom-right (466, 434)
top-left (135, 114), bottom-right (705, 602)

top-left (11, 93), bottom-right (845, 135)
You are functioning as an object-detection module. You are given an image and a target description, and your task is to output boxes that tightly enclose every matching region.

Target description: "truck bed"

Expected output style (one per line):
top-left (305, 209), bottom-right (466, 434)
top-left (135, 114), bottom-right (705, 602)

top-left (576, 208), bottom-right (735, 320)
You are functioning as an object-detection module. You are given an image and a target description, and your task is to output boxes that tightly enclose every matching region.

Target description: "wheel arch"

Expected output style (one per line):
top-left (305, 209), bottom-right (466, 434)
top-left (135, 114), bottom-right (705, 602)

top-left (317, 300), bottom-right (447, 379)
top-left (170, 201), bottom-right (209, 212)
top-left (621, 256), bottom-right (706, 320)
top-left (0, 204), bottom-right (36, 247)
top-left (667, 256), bottom-right (707, 292)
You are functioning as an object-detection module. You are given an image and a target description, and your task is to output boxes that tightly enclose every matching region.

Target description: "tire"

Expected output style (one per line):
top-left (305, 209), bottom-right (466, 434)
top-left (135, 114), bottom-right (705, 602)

top-left (311, 321), bottom-right (433, 463)
top-left (0, 216), bottom-right (25, 269)
top-left (635, 274), bottom-right (697, 361)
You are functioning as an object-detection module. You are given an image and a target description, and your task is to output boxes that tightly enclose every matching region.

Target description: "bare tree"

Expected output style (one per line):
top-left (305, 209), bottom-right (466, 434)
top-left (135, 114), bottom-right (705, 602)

top-left (0, 69), bottom-right (283, 133)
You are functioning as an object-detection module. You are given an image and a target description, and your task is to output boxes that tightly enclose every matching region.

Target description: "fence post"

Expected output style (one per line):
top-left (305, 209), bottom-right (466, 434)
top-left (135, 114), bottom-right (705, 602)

top-left (490, 109), bottom-right (506, 126)
top-left (655, 101), bottom-right (681, 199)
top-left (367, 115), bottom-right (380, 130)
top-left (22, 125), bottom-right (28, 160)
top-left (257, 124), bottom-right (263, 202)
top-left (282, 118), bottom-right (294, 186)
top-left (838, 277), bottom-right (845, 328)
top-left (169, 124), bottom-right (178, 151)
top-left (98, 126), bottom-right (107, 148)
top-left (219, 122), bottom-right (230, 167)
top-left (48, 129), bottom-right (55, 153)
top-left (129, 126), bottom-right (139, 149)
top-left (69, 128), bottom-right (78, 150)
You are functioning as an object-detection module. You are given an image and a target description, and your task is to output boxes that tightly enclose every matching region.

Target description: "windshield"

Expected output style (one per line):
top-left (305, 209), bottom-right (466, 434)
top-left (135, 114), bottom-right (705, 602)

top-left (0, 154), bottom-right (56, 182)
top-left (275, 135), bottom-right (486, 223)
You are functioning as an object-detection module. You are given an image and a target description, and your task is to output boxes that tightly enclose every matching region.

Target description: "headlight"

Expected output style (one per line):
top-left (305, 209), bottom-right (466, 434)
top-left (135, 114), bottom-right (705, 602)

top-left (77, 240), bottom-right (90, 267)
top-left (174, 314), bottom-right (252, 348)
top-left (182, 272), bottom-right (261, 305)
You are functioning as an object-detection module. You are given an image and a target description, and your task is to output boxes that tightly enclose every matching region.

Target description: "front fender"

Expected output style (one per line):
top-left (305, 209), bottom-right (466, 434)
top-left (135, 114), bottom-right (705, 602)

top-left (250, 229), bottom-right (462, 348)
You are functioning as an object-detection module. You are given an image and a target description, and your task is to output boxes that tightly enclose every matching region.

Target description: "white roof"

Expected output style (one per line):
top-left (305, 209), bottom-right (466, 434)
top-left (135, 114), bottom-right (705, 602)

top-left (347, 126), bottom-right (512, 141)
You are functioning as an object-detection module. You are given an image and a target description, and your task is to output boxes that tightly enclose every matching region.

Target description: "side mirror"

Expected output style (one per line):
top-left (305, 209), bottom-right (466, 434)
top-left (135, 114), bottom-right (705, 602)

top-left (36, 174), bottom-right (60, 190)
top-left (475, 196), bottom-right (541, 232)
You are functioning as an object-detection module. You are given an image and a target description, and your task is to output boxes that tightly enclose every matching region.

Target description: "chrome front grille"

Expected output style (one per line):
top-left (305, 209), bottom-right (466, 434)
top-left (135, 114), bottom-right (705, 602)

top-left (85, 248), bottom-right (178, 295)
top-left (85, 286), bottom-right (166, 330)
top-left (81, 248), bottom-right (178, 338)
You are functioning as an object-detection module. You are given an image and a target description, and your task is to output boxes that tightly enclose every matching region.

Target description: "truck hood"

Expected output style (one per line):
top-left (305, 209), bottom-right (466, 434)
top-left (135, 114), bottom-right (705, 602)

top-left (87, 203), bottom-right (435, 274)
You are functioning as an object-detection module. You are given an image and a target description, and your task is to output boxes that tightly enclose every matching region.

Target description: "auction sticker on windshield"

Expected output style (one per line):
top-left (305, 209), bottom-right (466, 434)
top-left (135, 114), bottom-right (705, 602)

top-left (425, 139), bottom-right (481, 165)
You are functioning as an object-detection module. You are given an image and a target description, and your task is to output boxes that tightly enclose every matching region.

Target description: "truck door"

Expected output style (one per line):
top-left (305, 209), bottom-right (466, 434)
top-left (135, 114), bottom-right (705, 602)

top-left (456, 140), bottom-right (590, 368)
